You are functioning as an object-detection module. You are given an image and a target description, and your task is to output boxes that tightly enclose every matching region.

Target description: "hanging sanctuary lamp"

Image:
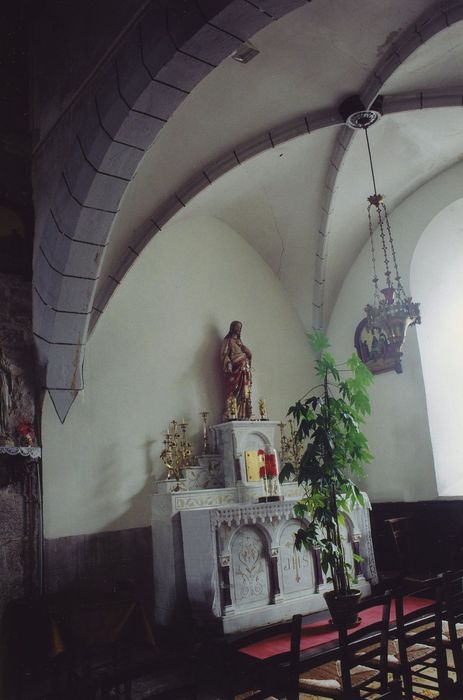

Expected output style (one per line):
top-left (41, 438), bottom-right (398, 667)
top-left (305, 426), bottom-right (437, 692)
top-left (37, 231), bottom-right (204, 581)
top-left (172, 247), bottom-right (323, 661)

top-left (340, 96), bottom-right (421, 374)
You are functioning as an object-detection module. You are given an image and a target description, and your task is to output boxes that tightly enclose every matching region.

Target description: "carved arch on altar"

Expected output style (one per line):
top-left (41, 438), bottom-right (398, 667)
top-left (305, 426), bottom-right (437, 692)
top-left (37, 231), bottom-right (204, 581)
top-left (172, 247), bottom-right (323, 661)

top-left (221, 518), bottom-right (273, 556)
top-left (276, 517), bottom-right (317, 596)
top-left (342, 513), bottom-right (355, 538)
top-left (228, 523), bottom-right (272, 610)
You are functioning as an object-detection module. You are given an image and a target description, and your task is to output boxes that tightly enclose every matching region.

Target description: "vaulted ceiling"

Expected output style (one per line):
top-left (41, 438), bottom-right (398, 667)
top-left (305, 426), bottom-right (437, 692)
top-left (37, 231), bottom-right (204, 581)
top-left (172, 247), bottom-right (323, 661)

top-left (32, 0), bottom-right (463, 420)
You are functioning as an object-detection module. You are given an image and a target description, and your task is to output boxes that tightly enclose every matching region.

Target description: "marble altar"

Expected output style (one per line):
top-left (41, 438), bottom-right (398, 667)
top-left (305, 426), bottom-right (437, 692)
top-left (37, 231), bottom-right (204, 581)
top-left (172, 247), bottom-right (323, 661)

top-left (151, 421), bottom-right (377, 633)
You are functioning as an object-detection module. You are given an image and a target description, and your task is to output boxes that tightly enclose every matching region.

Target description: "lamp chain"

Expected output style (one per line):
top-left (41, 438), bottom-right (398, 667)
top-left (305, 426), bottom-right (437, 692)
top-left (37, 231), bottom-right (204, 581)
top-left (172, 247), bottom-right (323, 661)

top-left (360, 118), bottom-right (421, 344)
top-left (376, 203), bottom-right (392, 289)
top-left (367, 203), bottom-right (380, 304)
top-left (383, 206), bottom-right (406, 300)
top-left (364, 128), bottom-right (378, 196)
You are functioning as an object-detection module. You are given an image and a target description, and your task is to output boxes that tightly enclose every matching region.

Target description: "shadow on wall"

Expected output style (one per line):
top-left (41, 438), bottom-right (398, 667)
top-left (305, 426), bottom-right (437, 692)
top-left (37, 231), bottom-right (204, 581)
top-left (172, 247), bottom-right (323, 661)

top-left (179, 321), bottom-right (225, 446)
top-left (101, 438), bottom-right (158, 533)
top-left (101, 322), bottom-right (224, 531)
top-left (42, 440), bottom-right (158, 621)
top-left (75, 321), bottom-right (228, 548)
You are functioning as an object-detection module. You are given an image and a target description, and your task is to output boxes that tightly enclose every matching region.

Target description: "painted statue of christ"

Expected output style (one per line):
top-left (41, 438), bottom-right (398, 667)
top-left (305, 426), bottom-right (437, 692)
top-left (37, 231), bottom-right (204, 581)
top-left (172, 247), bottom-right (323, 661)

top-left (220, 321), bottom-right (252, 421)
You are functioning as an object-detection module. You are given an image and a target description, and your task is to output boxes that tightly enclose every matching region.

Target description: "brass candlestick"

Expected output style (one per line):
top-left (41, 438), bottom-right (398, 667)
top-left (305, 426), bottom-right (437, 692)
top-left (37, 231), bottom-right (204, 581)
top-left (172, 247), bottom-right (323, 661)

top-left (279, 419), bottom-right (304, 468)
top-left (178, 418), bottom-right (193, 468)
top-left (160, 427), bottom-right (178, 489)
top-left (200, 411), bottom-right (210, 454)
top-left (160, 418), bottom-right (194, 490)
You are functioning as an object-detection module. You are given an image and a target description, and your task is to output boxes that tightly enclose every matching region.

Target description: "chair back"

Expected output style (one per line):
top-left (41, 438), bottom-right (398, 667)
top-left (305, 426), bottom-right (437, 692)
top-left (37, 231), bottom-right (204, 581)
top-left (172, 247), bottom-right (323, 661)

top-left (442, 568), bottom-right (463, 635)
top-left (393, 576), bottom-right (447, 699)
top-left (385, 517), bottom-right (415, 575)
top-left (336, 590), bottom-right (393, 695)
top-left (442, 567), bottom-right (463, 689)
top-left (394, 576), bottom-right (444, 647)
top-left (231, 613), bottom-right (302, 700)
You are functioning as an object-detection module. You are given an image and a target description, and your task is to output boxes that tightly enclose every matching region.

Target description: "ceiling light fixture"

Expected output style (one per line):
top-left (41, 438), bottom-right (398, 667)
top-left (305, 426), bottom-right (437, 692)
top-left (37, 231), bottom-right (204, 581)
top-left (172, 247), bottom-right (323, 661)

top-left (340, 96), bottom-right (421, 373)
top-left (231, 41), bottom-right (259, 64)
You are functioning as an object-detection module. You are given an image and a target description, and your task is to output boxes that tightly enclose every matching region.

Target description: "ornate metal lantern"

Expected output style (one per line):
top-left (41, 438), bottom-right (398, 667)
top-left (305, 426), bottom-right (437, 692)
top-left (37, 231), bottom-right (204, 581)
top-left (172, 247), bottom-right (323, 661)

top-left (341, 96), bottom-right (421, 374)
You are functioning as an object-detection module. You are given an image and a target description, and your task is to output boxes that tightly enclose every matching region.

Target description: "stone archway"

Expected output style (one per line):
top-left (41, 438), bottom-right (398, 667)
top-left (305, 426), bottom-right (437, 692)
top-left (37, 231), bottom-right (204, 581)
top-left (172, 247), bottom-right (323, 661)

top-left (33, 0), bottom-right (463, 421)
top-left (33, 0), bottom-right (310, 421)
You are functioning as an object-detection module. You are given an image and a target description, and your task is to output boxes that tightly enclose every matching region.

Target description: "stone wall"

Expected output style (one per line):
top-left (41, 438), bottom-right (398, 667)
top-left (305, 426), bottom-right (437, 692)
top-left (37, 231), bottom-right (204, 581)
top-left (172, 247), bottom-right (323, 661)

top-left (0, 273), bottom-right (36, 442)
top-left (0, 456), bottom-right (40, 624)
top-left (0, 274), bottom-right (39, 628)
top-left (44, 526), bottom-right (154, 625)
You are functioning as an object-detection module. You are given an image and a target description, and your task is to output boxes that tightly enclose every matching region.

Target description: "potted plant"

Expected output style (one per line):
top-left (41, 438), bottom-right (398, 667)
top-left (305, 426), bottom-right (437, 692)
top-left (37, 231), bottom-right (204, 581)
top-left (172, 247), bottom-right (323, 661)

top-left (280, 331), bottom-right (373, 625)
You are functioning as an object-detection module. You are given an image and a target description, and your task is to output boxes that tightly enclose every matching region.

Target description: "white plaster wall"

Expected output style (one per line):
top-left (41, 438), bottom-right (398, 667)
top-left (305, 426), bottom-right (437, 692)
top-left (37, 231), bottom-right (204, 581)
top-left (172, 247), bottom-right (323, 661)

top-left (328, 259), bottom-right (437, 502)
top-left (326, 158), bottom-right (463, 502)
top-left (41, 215), bottom-right (314, 538)
top-left (411, 199), bottom-right (463, 497)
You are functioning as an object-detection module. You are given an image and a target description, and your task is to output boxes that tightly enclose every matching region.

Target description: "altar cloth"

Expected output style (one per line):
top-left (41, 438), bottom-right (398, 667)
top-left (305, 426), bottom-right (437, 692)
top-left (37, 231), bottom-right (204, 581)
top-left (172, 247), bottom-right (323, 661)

top-left (239, 595), bottom-right (430, 660)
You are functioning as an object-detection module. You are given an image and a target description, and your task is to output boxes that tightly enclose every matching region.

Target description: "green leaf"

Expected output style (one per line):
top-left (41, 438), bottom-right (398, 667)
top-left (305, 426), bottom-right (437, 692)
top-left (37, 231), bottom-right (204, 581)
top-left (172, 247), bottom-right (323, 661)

top-left (293, 502), bottom-right (307, 519)
top-left (350, 390), bottom-right (371, 416)
top-left (286, 333), bottom-right (373, 590)
top-left (279, 462), bottom-right (295, 483)
top-left (294, 528), bottom-right (309, 551)
top-left (308, 331), bottom-right (330, 353)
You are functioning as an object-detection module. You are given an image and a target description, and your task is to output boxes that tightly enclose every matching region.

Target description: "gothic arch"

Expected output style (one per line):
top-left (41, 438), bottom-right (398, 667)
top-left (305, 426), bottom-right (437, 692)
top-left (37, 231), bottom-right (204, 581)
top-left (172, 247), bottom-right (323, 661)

top-left (33, 0), bottom-right (463, 421)
top-left (33, 0), bottom-right (312, 421)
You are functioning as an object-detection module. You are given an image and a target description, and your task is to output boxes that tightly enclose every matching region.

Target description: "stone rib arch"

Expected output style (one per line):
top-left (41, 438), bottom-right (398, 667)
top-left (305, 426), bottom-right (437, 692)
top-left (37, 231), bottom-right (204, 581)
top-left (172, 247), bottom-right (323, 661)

top-left (93, 1), bottom-right (463, 333)
top-left (35, 0), bottom-right (311, 421)
top-left (311, 0), bottom-right (463, 331)
top-left (92, 85), bottom-right (463, 333)
top-left (34, 0), bottom-right (463, 422)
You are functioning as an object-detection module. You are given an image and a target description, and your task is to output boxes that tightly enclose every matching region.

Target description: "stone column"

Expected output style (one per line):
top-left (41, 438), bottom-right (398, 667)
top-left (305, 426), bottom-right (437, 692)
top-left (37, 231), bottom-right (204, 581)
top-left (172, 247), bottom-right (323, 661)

top-left (353, 534), bottom-right (362, 578)
top-left (313, 546), bottom-right (324, 590)
top-left (271, 547), bottom-right (283, 604)
top-left (220, 555), bottom-right (234, 614)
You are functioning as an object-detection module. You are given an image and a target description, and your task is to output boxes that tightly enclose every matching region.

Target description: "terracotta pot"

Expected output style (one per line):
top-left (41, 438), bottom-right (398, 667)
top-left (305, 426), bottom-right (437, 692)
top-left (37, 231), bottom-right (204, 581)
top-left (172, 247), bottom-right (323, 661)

top-left (323, 589), bottom-right (361, 628)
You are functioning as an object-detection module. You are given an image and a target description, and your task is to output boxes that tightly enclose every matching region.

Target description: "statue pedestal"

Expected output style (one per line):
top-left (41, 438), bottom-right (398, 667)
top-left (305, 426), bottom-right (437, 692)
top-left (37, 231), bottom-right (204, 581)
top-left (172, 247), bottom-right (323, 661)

top-left (209, 420), bottom-right (280, 501)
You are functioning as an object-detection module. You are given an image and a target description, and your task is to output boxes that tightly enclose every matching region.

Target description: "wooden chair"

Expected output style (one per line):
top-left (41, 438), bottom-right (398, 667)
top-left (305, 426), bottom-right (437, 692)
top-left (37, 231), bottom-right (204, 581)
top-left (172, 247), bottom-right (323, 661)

top-left (441, 568), bottom-right (463, 695)
top-left (380, 516), bottom-right (458, 590)
top-left (390, 578), bottom-right (448, 700)
top-left (220, 614), bottom-right (302, 700)
top-left (48, 587), bottom-right (197, 700)
top-left (297, 590), bottom-right (400, 699)
top-left (2, 596), bottom-right (70, 700)
top-left (380, 517), bottom-right (434, 589)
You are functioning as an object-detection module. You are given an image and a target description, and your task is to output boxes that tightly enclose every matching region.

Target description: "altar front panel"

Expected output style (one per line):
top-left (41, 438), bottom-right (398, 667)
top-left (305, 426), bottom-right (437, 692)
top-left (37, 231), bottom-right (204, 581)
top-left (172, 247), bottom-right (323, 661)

top-left (279, 520), bottom-right (316, 596)
top-left (230, 526), bottom-right (271, 609)
top-left (180, 500), bottom-right (373, 633)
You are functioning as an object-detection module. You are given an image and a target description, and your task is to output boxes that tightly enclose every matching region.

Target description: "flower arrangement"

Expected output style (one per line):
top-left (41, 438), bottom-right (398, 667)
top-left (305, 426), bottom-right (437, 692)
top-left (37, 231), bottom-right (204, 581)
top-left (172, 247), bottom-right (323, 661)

top-left (16, 421), bottom-right (36, 446)
top-left (258, 451), bottom-right (278, 478)
top-left (258, 449), bottom-right (280, 498)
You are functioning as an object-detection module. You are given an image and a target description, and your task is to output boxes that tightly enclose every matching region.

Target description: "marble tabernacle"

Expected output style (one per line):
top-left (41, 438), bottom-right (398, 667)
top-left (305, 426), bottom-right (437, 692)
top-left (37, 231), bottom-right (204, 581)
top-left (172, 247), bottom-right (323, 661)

top-left (151, 420), bottom-right (378, 634)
